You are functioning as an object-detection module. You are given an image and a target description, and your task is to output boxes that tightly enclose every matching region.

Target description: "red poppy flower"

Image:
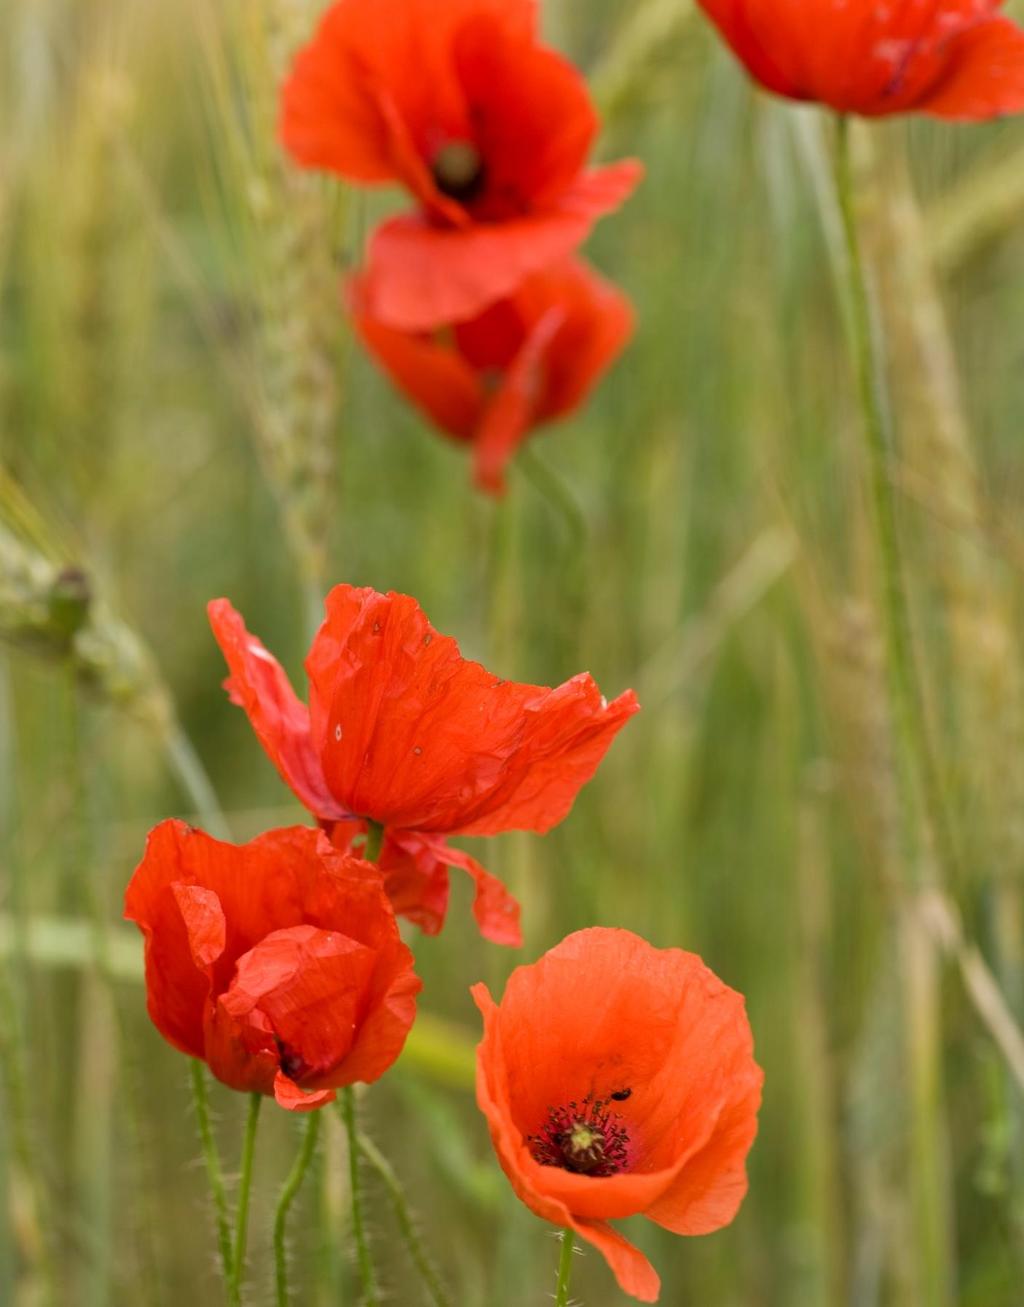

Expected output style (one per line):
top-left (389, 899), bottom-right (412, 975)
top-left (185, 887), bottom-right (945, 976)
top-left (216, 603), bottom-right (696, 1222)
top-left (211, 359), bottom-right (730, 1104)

top-left (279, 0), bottom-right (642, 330)
top-left (696, 0), bottom-right (1024, 119)
top-left (124, 821), bottom-right (420, 1112)
top-left (207, 586), bottom-right (639, 946)
top-left (351, 257), bottom-right (634, 496)
top-left (472, 928), bottom-right (763, 1302)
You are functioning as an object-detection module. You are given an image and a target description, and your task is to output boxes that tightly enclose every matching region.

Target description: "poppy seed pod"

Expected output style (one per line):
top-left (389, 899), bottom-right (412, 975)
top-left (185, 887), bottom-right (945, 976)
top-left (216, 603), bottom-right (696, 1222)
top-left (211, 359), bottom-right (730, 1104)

top-left (473, 929), bottom-right (763, 1302)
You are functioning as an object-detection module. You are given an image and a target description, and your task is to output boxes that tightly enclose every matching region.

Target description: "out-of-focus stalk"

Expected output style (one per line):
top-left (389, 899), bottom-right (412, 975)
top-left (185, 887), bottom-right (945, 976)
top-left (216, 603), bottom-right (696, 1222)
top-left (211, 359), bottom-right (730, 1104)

top-left (832, 114), bottom-right (954, 1307)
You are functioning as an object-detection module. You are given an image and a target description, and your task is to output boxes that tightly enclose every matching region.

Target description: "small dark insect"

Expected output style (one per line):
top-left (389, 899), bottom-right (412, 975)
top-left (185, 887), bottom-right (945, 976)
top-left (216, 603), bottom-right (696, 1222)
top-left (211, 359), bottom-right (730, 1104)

top-left (610, 1088), bottom-right (632, 1102)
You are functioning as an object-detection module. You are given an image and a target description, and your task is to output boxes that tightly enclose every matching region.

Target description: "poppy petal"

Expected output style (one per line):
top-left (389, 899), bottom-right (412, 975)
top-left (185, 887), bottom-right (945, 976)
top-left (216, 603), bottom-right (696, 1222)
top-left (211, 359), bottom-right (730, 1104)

top-left (916, 16), bottom-right (1024, 120)
top-left (349, 279), bottom-right (485, 441)
top-left (418, 837), bottom-right (522, 946)
top-left (273, 1073), bottom-right (337, 1113)
top-left (568, 1219), bottom-right (661, 1303)
top-left (171, 883), bottom-right (226, 971)
top-left (364, 162), bottom-right (640, 332)
top-left (126, 823), bottom-right (420, 1099)
top-left (218, 924), bottom-right (376, 1080)
top-left (645, 1064), bottom-right (762, 1235)
top-left (125, 826), bottom-right (222, 1058)
top-left (473, 306), bottom-right (566, 496)
top-left (305, 585), bottom-right (638, 836)
top-left (280, 0), bottom-right (537, 187)
top-left (207, 599), bottom-right (347, 821)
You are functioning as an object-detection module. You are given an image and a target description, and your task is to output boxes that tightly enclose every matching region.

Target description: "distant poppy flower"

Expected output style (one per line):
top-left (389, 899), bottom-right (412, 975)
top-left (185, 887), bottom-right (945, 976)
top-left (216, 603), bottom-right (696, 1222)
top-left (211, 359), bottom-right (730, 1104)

top-left (351, 257), bottom-right (634, 495)
top-left (472, 928), bottom-right (763, 1302)
top-left (207, 587), bottom-right (639, 946)
top-left (696, 0), bottom-right (1024, 119)
top-left (280, 0), bottom-right (642, 329)
top-left (124, 821), bottom-right (420, 1112)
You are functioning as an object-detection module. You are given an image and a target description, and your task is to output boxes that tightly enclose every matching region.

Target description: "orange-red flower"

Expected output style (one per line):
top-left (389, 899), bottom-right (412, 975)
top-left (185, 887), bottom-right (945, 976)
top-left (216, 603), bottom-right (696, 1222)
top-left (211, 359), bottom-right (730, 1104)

top-left (696, 0), bottom-right (1024, 119)
top-left (472, 928), bottom-right (763, 1302)
top-left (280, 0), bottom-right (641, 330)
top-left (207, 586), bottom-right (639, 946)
top-left (124, 822), bottom-right (420, 1112)
top-left (351, 257), bottom-right (634, 496)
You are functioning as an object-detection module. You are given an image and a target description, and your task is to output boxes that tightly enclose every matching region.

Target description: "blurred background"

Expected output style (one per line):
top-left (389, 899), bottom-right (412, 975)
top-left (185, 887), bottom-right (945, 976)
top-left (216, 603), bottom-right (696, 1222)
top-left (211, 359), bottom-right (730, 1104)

top-left (3, 0), bottom-right (1024, 1303)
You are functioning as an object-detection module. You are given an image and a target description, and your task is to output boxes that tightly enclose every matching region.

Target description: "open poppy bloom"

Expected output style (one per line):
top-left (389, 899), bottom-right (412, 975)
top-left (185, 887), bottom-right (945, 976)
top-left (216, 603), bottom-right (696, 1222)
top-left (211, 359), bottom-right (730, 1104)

top-left (472, 929), bottom-right (763, 1302)
top-left (351, 257), bottom-right (634, 496)
top-left (696, 0), bottom-right (1024, 119)
top-left (207, 586), bottom-right (639, 947)
top-left (124, 822), bottom-right (420, 1112)
top-left (280, 0), bottom-right (642, 330)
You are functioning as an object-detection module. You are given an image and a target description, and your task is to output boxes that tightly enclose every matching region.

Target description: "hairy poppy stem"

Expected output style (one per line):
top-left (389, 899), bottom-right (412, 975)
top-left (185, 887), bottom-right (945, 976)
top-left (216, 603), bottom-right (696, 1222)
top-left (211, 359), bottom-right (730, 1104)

top-left (273, 1109), bottom-right (322, 1307)
top-left (188, 1060), bottom-right (237, 1305)
top-left (231, 1093), bottom-right (263, 1297)
top-left (831, 115), bottom-right (952, 881)
top-left (357, 1131), bottom-right (452, 1307)
top-left (340, 1088), bottom-right (379, 1304)
top-left (553, 1229), bottom-right (575, 1306)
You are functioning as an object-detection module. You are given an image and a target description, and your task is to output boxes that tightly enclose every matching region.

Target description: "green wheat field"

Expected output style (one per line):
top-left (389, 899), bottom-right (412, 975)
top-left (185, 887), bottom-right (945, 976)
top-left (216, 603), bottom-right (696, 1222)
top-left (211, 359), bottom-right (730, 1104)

top-left (3, 0), bottom-right (1024, 1304)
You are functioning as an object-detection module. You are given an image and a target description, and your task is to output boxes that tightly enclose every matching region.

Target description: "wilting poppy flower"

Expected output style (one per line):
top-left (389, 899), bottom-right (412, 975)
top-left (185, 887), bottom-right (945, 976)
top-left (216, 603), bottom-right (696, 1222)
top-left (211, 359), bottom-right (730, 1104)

top-left (280, 0), bottom-right (642, 329)
top-left (472, 928), bottom-right (763, 1302)
top-left (124, 822), bottom-right (420, 1112)
top-left (351, 257), bottom-right (634, 496)
top-left (207, 586), bottom-right (639, 947)
top-left (696, 0), bottom-right (1024, 119)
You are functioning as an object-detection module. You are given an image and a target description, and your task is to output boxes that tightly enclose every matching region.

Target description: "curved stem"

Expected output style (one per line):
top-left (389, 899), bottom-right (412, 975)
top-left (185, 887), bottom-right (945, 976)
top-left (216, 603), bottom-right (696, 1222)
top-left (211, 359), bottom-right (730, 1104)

top-left (554, 1230), bottom-right (575, 1307)
top-left (232, 1093), bottom-right (263, 1297)
top-left (273, 1110), bottom-right (322, 1307)
top-left (340, 1087), bottom-right (379, 1305)
top-left (831, 115), bottom-right (952, 884)
top-left (189, 1061), bottom-right (237, 1305)
top-left (517, 445), bottom-right (587, 552)
top-left (358, 1132), bottom-right (451, 1307)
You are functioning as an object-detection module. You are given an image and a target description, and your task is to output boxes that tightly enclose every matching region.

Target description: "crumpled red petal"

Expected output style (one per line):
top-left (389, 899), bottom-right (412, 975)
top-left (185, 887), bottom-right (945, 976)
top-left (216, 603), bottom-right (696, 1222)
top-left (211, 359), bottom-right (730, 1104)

top-left (305, 585), bottom-right (638, 836)
top-left (207, 599), bottom-right (347, 821)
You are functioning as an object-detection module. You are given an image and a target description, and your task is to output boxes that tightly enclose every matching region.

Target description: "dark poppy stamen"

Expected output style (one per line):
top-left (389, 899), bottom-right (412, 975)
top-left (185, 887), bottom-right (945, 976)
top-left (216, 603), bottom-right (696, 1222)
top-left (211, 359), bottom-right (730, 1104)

top-left (432, 140), bottom-right (486, 203)
top-left (527, 1095), bottom-right (630, 1177)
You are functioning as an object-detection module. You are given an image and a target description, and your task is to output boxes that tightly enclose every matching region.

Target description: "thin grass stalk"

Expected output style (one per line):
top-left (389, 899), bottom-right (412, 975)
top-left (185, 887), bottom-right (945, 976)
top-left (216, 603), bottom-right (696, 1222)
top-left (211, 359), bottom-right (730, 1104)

top-left (831, 116), bottom-right (949, 881)
top-left (832, 114), bottom-right (954, 1307)
top-left (66, 675), bottom-right (115, 1307)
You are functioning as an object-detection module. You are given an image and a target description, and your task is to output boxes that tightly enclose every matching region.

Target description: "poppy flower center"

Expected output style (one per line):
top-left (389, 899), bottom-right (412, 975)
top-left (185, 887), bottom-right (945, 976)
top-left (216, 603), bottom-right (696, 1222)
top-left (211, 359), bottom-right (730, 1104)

top-left (528, 1096), bottom-right (630, 1177)
top-left (432, 140), bottom-right (486, 203)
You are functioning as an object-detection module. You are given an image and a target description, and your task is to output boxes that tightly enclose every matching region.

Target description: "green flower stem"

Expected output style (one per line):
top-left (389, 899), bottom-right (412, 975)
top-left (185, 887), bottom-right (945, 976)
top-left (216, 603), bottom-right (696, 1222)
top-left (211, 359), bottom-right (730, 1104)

top-left (189, 1061), bottom-right (236, 1305)
top-left (363, 820), bottom-right (385, 864)
top-left (274, 1110), bottom-right (322, 1307)
top-left (340, 1088), bottom-right (379, 1305)
top-left (831, 115), bottom-right (952, 882)
top-left (357, 1131), bottom-right (451, 1307)
top-left (232, 1093), bottom-right (263, 1297)
top-left (554, 1230), bottom-right (575, 1307)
